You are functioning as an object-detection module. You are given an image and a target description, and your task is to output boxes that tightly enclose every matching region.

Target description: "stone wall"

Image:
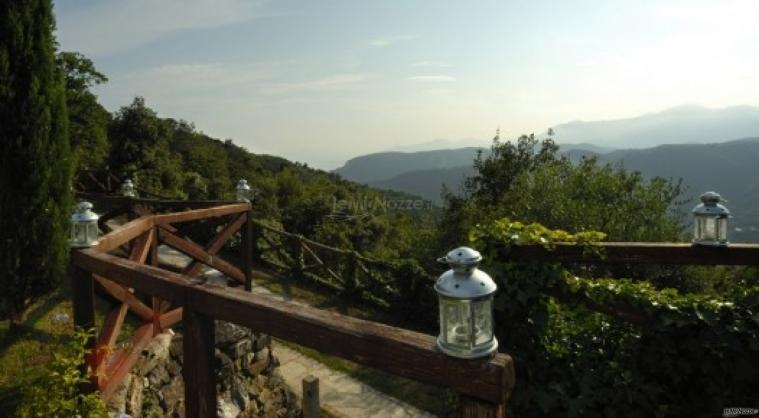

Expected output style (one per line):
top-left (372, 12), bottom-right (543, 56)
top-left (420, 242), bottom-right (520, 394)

top-left (107, 321), bottom-right (300, 418)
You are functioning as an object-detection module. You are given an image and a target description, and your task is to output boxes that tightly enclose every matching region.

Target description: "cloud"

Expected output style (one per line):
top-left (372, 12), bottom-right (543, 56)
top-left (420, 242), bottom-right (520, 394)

top-left (369, 35), bottom-right (412, 47)
top-left (407, 75), bottom-right (456, 82)
top-left (262, 73), bottom-right (370, 94)
top-left (411, 61), bottom-right (450, 68)
top-left (56, 0), bottom-right (265, 56)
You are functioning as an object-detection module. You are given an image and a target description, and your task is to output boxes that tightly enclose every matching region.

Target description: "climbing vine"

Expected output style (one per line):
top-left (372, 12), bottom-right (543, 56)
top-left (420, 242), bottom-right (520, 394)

top-left (470, 218), bottom-right (759, 418)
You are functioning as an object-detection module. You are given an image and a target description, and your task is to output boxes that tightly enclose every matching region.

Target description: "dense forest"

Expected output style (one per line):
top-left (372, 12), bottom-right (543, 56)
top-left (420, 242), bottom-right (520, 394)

top-left (2, 14), bottom-right (757, 414)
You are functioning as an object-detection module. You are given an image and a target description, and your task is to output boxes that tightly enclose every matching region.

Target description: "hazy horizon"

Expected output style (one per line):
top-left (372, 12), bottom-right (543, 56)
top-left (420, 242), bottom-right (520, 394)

top-left (54, 0), bottom-right (759, 169)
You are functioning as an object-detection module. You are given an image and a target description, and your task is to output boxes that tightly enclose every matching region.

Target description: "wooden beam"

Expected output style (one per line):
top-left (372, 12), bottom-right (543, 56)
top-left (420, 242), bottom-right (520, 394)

top-left (71, 260), bottom-right (97, 393)
top-left (100, 323), bottom-right (154, 400)
top-left (72, 250), bottom-right (515, 404)
top-left (183, 309), bottom-right (217, 418)
top-left (242, 211), bottom-right (253, 291)
top-left (500, 242), bottom-right (759, 266)
top-left (128, 228), bottom-right (154, 264)
top-left (183, 212), bottom-right (247, 278)
top-left (94, 275), bottom-right (154, 321)
top-left (158, 227), bottom-right (245, 283)
top-left (461, 397), bottom-right (506, 418)
top-left (95, 216), bottom-right (154, 253)
top-left (93, 303), bottom-right (129, 386)
top-left (153, 203), bottom-right (250, 225)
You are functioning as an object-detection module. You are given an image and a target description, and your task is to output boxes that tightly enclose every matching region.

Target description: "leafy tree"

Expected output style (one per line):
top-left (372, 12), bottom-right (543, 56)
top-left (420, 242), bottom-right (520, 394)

top-left (57, 51), bottom-right (110, 171)
top-left (108, 97), bottom-right (185, 197)
top-left (0, 0), bottom-right (73, 322)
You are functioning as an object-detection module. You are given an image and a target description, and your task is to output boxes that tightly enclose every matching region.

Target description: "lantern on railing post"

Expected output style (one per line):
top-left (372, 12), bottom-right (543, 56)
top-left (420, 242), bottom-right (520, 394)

top-left (120, 179), bottom-right (136, 197)
top-left (692, 191), bottom-right (730, 246)
top-left (435, 247), bottom-right (498, 359)
top-left (70, 201), bottom-right (100, 248)
top-left (236, 179), bottom-right (251, 202)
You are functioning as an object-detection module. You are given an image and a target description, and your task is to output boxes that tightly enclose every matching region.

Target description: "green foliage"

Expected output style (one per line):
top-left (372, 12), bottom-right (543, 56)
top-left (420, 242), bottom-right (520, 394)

top-left (108, 97), bottom-right (186, 197)
top-left (57, 51), bottom-right (110, 171)
top-left (471, 219), bottom-right (759, 418)
top-left (0, 0), bottom-right (73, 320)
top-left (445, 132), bottom-right (685, 245)
top-left (15, 328), bottom-right (106, 418)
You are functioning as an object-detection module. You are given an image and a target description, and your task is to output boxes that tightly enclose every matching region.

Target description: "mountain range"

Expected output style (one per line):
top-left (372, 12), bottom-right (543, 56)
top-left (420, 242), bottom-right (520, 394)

top-left (334, 105), bottom-right (759, 241)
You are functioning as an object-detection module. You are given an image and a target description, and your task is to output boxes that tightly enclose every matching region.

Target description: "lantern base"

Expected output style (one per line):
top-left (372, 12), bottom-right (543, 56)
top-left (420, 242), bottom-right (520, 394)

top-left (69, 240), bottom-right (99, 249)
top-left (692, 240), bottom-right (729, 247)
top-left (436, 336), bottom-right (498, 359)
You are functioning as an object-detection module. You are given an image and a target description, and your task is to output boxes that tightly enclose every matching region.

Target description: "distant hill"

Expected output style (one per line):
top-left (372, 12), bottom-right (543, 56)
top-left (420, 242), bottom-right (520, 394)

top-left (335, 143), bottom-right (606, 184)
top-left (334, 147), bottom-right (486, 184)
top-left (552, 105), bottom-right (759, 148)
top-left (338, 138), bottom-right (759, 241)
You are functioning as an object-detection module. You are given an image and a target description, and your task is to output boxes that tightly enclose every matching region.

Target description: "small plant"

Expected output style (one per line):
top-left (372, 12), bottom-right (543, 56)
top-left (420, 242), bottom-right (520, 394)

top-left (15, 328), bottom-right (106, 418)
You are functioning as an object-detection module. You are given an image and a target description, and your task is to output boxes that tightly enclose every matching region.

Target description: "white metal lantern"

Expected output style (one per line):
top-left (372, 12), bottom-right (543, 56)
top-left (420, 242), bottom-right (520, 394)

top-left (692, 191), bottom-right (729, 246)
top-left (120, 179), bottom-right (136, 197)
top-left (435, 247), bottom-right (498, 359)
top-left (236, 179), bottom-right (251, 202)
top-left (70, 201), bottom-right (100, 248)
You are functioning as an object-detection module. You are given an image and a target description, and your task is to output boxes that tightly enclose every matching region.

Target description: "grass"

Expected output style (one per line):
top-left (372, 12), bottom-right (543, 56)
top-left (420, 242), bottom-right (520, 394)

top-left (251, 267), bottom-right (455, 417)
top-left (0, 281), bottom-right (142, 416)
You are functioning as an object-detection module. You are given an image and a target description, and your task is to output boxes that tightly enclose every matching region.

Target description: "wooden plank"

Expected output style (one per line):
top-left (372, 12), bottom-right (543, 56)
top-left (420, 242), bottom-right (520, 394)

top-left (153, 203), bottom-right (250, 225)
top-left (183, 309), bottom-right (217, 418)
top-left (93, 303), bottom-right (129, 387)
top-left (501, 242), bottom-right (759, 265)
top-left (242, 211), bottom-right (253, 291)
top-left (100, 323), bottom-right (154, 400)
top-left (461, 397), bottom-right (506, 418)
top-left (94, 275), bottom-right (154, 321)
top-left (158, 227), bottom-right (245, 283)
top-left (71, 261), bottom-right (97, 392)
top-left (72, 249), bottom-right (515, 404)
top-left (95, 216), bottom-right (154, 253)
top-left (129, 228), bottom-right (154, 264)
top-left (183, 213), bottom-right (247, 277)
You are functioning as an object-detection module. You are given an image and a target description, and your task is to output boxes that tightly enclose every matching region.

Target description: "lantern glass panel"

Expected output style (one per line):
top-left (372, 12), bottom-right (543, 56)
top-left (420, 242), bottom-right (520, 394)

top-left (87, 222), bottom-right (99, 243)
top-left (441, 298), bottom-right (472, 348)
top-left (472, 298), bottom-right (493, 346)
top-left (695, 215), bottom-right (718, 241)
top-left (717, 217), bottom-right (728, 241)
top-left (71, 224), bottom-right (86, 245)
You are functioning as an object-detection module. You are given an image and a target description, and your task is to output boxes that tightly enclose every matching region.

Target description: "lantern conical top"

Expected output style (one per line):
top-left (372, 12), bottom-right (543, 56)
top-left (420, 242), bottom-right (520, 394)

top-left (693, 191), bottom-right (729, 216)
top-left (435, 246), bottom-right (496, 299)
top-left (71, 201), bottom-right (99, 223)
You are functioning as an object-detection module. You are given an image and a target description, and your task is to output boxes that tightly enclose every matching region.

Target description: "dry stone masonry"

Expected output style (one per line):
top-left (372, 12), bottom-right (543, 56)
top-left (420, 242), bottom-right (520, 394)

top-left (107, 321), bottom-right (300, 418)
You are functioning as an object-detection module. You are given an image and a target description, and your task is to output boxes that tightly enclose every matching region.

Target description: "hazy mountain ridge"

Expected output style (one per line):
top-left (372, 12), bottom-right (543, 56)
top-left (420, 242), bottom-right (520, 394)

top-left (338, 138), bottom-right (759, 241)
top-left (552, 105), bottom-right (759, 148)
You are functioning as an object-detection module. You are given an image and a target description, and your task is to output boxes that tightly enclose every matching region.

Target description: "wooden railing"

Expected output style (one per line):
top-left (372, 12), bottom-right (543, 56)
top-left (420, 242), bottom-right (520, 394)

top-left (499, 242), bottom-right (759, 265)
top-left (70, 201), bottom-right (515, 418)
top-left (254, 220), bottom-right (432, 308)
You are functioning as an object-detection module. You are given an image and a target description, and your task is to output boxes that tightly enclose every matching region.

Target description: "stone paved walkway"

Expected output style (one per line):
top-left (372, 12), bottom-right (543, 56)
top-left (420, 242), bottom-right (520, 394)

top-left (157, 245), bottom-right (437, 418)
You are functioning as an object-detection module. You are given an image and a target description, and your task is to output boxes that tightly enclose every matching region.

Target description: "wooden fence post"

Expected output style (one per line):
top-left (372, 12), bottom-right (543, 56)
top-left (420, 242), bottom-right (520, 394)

top-left (71, 256), bottom-right (96, 392)
top-left (242, 210), bottom-right (253, 292)
top-left (460, 396), bottom-right (506, 418)
top-left (302, 375), bottom-right (320, 418)
top-left (183, 309), bottom-right (217, 418)
top-left (150, 226), bottom-right (161, 336)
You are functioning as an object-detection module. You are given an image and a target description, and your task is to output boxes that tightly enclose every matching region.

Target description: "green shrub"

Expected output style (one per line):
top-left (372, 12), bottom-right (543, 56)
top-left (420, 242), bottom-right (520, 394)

top-left (15, 328), bottom-right (106, 418)
top-left (471, 219), bottom-right (759, 418)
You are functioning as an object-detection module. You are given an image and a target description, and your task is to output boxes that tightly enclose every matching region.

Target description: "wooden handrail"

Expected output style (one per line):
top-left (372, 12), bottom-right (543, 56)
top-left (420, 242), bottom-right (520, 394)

top-left (71, 248), bottom-right (515, 405)
top-left (500, 242), bottom-right (759, 265)
top-left (153, 203), bottom-right (250, 225)
top-left (95, 216), bottom-right (154, 253)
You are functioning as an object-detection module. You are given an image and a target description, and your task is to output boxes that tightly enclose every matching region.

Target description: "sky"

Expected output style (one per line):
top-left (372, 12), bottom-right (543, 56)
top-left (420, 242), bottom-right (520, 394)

top-left (54, 0), bottom-right (759, 169)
